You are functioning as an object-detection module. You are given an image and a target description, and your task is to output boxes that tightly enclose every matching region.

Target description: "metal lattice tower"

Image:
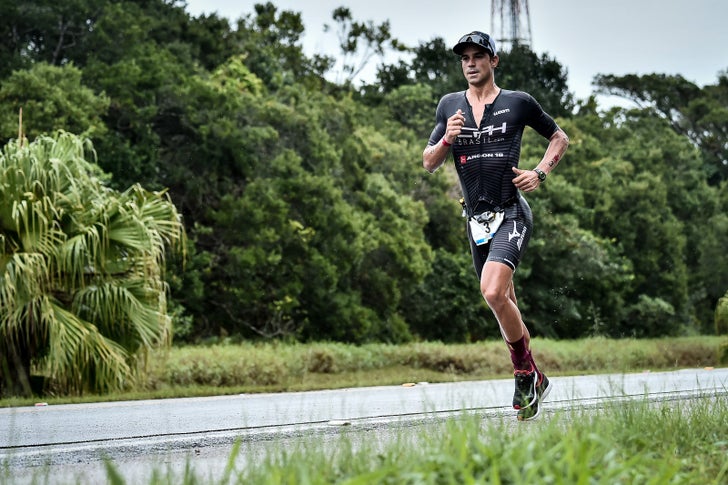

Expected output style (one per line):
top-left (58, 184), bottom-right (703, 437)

top-left (490, 0), bottom-right (533, 50)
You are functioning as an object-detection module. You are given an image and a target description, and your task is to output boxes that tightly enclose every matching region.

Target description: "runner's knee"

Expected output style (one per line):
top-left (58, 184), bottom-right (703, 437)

top-left (481, 284), bottom-right (508, 311)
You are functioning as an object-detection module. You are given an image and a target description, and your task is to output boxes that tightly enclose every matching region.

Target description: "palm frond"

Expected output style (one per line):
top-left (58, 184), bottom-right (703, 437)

top-left (1, 132), bottom-right (184, 396)
top-left (0, 252), bottom-right (49, 326)
top-left (43, 298), bottom-right (132, 393)
top-left (10, 196), bottom-right (66, 254)
top-left (73, 280), bottom-right (171, 350)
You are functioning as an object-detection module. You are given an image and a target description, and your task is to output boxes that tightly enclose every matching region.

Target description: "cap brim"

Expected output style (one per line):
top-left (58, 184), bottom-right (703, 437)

top-left (452, 42), bottom-right (493, 56)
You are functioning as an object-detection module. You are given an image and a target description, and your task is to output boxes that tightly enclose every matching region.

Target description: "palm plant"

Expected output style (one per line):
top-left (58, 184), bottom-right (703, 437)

top-left (0, 131), bottom-right (185, 396)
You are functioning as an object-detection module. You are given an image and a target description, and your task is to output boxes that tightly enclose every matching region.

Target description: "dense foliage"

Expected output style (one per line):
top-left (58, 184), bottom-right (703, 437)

top-left (1, 0), bottom-right (726, 361)
top-left (0, 133), bottom-right (185, 395)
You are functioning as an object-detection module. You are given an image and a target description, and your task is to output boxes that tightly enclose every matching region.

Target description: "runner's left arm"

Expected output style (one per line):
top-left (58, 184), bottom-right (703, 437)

top-left (512, 128), bottom-right (569, 192)
top-left (536, 127), bottom-right (569, 175)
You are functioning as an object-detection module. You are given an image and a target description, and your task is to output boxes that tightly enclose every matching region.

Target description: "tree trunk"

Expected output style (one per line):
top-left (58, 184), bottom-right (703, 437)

top-left (0, 340), bottom-right (33, 397)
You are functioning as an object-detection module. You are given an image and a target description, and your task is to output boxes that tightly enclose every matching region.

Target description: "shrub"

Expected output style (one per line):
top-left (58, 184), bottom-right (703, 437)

top-left (715, 291), bottom-right (728, 335)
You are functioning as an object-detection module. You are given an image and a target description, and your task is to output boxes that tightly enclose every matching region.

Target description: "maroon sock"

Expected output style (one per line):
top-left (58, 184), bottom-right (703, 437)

top-left (529, 351), bottom-right (540, 374)
top-left (506, 336), bottom-right (532, 371)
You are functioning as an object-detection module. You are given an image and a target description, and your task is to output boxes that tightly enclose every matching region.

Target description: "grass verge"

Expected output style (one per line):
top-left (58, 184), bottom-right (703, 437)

top-left (1, 336), bottom-right (726, 407)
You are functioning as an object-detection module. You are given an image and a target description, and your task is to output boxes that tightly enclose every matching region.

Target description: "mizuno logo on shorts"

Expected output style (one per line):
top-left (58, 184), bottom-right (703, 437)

top-left (508, 221), bottom-right (527, 249)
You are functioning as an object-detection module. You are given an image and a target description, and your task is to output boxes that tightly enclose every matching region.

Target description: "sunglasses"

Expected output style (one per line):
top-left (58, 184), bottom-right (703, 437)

top-left (456, 32), bottom-right (495, 56)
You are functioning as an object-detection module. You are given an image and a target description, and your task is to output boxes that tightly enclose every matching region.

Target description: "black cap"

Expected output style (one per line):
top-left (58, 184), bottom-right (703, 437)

top-left (452, 31), bottom-right (497, 57)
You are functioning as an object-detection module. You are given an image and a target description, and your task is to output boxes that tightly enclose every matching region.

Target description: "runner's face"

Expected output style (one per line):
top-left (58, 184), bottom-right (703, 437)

top-left (460, 46), bottom-right (494, 86)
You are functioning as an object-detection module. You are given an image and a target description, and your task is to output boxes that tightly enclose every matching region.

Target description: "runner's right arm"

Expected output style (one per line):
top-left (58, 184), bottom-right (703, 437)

top-left (423, 109), bottom-right (465, 173)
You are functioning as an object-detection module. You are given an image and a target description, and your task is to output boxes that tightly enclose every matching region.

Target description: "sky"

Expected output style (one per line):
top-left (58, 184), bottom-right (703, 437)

top-left (184, 0), bottom-right (728, 106)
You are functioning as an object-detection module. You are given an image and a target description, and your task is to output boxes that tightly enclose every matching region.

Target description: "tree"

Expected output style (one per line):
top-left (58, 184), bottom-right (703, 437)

top-left (555, 106), bottom-right (716, 336)
top-left (594, 72), bottom-right (728, 184)
top-left (403, 248), bottom-right (495, 342)
top-left (361, 37), bottom-right (462, 104)
top-left (496, 43), bottom-right (574, 118)
top-left (0, 62), bottom-right (109, 143)
top-left (0, 0), bottom-right (105, 77)
top-left (517, 178), bottom-right (633, 339)
top-left (716, 290), bottom-right (728, 335)
top-left (232, 2), bottom-right (326, 92)
top-left (381, 83), bottom-right (437, 139)
top-left (0, 132), bottom-right (184, 396)
top-left (324, 6), bottom-right (407, 86)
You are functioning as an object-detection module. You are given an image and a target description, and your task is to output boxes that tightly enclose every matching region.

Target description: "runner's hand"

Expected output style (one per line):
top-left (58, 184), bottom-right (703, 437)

top-left (512, 167), bottom-right (541, 192)
top-left (444, 109), bottom-right (465, 144)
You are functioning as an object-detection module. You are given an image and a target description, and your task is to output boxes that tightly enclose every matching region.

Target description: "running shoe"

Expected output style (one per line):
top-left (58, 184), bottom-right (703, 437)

top-left (512, 367), bottom-right (552, 421)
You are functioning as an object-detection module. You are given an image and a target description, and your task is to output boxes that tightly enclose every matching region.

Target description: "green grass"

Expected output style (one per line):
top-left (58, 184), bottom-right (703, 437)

top-left (95, 393), bottom-right (727, 484)
top-left (2, 336), bottom-right (726, 407)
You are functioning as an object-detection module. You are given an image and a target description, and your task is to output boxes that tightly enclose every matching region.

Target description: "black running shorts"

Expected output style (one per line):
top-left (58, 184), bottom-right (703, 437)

top-left (467, 195), bottom-right (533, 276)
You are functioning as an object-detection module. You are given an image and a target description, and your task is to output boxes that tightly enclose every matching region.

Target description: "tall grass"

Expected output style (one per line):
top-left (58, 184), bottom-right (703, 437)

top-left (102, 393), bottom-right (728, 484)
top-left (144, 336), bottom-right (725, 391)
top-left (1, 336), bottom-right (725, 406)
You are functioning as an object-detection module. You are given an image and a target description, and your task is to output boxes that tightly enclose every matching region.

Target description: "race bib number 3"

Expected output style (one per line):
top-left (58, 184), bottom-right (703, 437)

top-left (469, 211), bottom-right (504, 246)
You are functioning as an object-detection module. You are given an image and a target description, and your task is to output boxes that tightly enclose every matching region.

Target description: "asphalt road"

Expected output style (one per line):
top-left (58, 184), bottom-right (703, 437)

top-left (2, 367), bottom-right (727, 483)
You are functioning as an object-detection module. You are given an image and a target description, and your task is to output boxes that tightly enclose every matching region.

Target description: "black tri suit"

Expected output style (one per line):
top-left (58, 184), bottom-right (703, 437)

top-left (427, 89), bottom-right (560, 275)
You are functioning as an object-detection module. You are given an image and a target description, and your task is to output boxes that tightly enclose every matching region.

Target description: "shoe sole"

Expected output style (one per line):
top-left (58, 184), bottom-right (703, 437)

top-left (517, 379), bottom-right (553, 422)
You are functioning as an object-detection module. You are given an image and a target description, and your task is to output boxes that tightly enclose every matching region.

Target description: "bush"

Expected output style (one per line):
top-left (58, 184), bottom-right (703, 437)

top-left (715, 291), bottom-right (728, 335)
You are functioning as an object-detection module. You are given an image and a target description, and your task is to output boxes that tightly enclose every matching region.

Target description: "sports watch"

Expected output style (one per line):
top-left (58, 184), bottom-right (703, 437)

top-left (534, 168), bottom-right (547, 181)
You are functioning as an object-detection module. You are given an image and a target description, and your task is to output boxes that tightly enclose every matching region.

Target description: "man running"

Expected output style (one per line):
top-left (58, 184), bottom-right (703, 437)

top-left (423, 31), bottom-right (569, 420)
